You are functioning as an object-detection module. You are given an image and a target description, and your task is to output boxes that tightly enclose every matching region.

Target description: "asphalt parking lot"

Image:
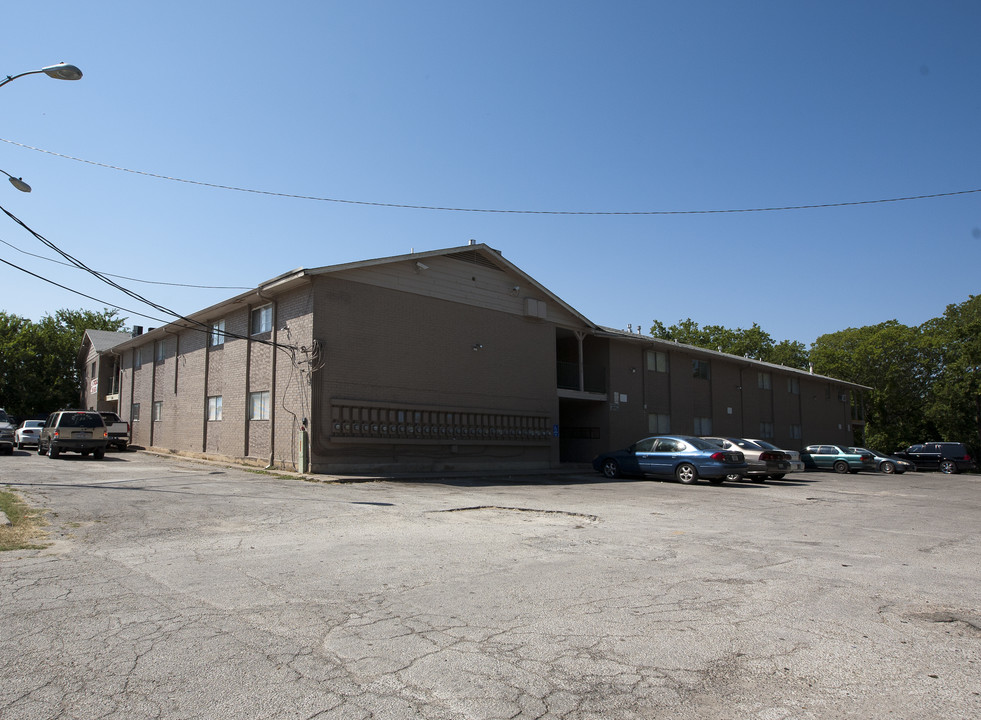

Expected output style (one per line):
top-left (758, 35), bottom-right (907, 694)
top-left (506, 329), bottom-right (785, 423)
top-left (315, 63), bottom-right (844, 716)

top-left (1, 450), bottom-right (979, 719)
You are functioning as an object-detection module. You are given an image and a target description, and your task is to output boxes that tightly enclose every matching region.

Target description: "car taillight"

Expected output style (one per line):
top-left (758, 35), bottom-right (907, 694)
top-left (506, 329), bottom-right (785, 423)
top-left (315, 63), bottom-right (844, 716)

top-left (759, 451), bottom-right (783, 461)
top-left (53, 430), bottom-right (59, 438)
top-left (711, 452), bottom-right (726, 461)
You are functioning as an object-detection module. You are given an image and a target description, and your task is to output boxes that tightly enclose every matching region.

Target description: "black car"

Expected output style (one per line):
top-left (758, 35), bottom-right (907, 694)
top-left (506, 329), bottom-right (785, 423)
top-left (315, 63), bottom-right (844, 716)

top-left (894, 442), bottom-right (975, 474)
top-left (38, 410), bottom-right (108, 459)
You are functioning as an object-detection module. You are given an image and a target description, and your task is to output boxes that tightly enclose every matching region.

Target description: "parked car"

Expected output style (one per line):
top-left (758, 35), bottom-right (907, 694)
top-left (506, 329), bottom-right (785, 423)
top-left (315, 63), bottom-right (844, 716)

top-left (37, 410), bottom-right (108, 459)
top-left (801, 445), bottom-right (876, 474)
top-left (893, 442), bottom-right (976, 474)
top-left (701, 437), bottom-right (794, 482)
top-left (0, 408), bottom-right (14, 455)
top-left (15, 419), bottom-right (45, 449)
top-left (592, 435), bottom-right (747, 484)
top-left (851, 447), bottom-right (914, 475)
top-left (746, 439), bottom-right (806, 474)
top-left (98, 411), bottom-right (130, 450)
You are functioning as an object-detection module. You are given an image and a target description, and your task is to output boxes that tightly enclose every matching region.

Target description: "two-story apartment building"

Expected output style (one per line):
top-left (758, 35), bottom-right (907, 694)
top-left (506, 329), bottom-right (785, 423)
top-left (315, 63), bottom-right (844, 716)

top-left (82, 243), bottom-right (866, 474)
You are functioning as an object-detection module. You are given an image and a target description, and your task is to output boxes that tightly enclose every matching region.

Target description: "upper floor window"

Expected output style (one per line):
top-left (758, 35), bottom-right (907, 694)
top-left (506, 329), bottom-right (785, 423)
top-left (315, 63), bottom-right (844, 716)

top-left (134, 347), bottom-right (143, 369)
top-left (210, 320), bottom-right (225, 347)
top-left (758, 371), bottom-right (771, 390)
top-left (692, 359), bottom-right (711, 380)
top-left (787, 377), bottom-right (800, 394)
top-left (154, 340), bottom-right (165, 363)
top-left (646, 350), bottom-right (668, 373)
top-left (251, 305), bottom-right (272, 335)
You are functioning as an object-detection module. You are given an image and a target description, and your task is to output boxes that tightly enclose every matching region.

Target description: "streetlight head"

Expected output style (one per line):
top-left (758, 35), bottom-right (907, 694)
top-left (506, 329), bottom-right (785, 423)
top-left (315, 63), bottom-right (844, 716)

top-left (8, 176), bottom-right (32, 193)
top-left (41, 63), bottom-right (83, 81)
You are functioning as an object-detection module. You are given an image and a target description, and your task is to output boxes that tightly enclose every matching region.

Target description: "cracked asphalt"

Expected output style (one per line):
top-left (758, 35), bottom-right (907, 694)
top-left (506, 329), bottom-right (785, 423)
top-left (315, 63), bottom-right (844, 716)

top-left (1, 451), bottom-right (979, 719)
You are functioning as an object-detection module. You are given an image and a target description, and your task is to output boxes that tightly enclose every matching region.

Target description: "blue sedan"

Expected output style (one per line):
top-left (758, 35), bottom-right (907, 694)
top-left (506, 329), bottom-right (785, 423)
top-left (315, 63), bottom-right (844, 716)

top-left (592, 435), bottom-right (747, 484)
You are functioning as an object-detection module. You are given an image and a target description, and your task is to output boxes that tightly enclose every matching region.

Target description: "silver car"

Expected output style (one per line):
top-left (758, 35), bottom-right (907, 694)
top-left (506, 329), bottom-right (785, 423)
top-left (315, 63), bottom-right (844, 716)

top-left (747, 439), bottom-right (806, 475)
top-left (702, 437), bottom-right (794, 482)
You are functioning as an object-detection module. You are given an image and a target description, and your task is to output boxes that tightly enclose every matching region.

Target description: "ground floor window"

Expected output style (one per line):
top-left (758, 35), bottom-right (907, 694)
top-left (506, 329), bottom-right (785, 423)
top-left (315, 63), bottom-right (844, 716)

top-left (790, 424), bottom-right (802, 440)
top-left (759, 421), bottom-right (774, 439)
top-left (249, 391), bottom-right (270, 420)
top-left (648, 413), bottom-right (670, 434)
top-left (693, 416), bottom-right (712, 434)
top-left (208, 395), bottom-right (223, 421)
top-left (132, 403), bottom-right (140, 421)
top-left (152, 401), bottom-right (163, 421)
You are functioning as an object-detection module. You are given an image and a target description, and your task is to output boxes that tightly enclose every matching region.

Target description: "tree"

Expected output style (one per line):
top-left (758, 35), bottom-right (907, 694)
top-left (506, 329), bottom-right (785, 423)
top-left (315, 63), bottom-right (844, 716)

top-left (0, 308), bottom-right (125, 419)
top-left (920, 295), bottom-right (981, 456)
top-left (649, 318), bottom-right (807, 369)
top-left (810, 321), bottom-right (930, 451)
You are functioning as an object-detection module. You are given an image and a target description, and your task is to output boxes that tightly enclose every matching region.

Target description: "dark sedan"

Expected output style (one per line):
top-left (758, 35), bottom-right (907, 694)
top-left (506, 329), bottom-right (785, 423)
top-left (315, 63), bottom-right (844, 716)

top-left (801, 445), bottom-right (876, 474)
top-left (592, 435), bottom-right (747, 484)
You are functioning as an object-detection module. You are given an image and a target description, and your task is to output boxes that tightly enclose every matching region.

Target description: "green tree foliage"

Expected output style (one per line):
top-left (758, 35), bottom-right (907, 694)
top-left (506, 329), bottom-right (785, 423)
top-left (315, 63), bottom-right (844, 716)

top-left (0, 309), bottom-right (125, 419)
top-left (810, 321), bottom-right (930, 452)
top-left (920, 296), bottom-right (981, 454)
top-left (649, 318), bottom-right (808, 370)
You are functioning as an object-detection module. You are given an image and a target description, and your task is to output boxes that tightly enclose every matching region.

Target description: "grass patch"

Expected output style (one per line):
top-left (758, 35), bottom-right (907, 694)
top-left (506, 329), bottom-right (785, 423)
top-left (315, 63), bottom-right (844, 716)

top-left (0, 488), bottom-right (50, 551)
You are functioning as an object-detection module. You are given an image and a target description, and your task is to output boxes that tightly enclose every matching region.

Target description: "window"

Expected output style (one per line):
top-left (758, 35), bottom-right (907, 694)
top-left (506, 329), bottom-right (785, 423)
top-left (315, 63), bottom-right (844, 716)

top-left (249, 391), bottom-right (270, 420)
top-left (134, 347), bottom-right (143, 369)
top-left (787, 377), bottom-right (799, 394)
top-left (210, 320), bottom-right (225, 347)
top-left (646, 350), bottom-right (668, 373)
top-left (790, 424), bottom-right (801, 440)
top-left (757, 372), bottom-right (771, 390)
top-left (207, 395), bottom-right (223, 421)
top-left (692, 359), bottom-right (711, 380)
top-left (91, 361), bottom-right (96, 377)
top-left (251, 305), bottom-right (272, 335)
top-left (693, 416), bottom-right (712, 434)
top-left (759, 421), bottom-right (774, 439)
top-left (152, 401), bottom-right (163, 421)
top-left (647, 413), bottom-right (670, 434)
top-left (154, 340), bottom-right (165, 363)
top-left (131, 403), bottom-right (141, 422)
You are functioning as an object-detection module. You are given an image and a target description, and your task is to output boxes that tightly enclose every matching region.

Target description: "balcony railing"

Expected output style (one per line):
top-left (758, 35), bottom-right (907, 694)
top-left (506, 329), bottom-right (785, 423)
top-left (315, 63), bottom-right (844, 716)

top-left (557, 361), bottom-right (606, 393)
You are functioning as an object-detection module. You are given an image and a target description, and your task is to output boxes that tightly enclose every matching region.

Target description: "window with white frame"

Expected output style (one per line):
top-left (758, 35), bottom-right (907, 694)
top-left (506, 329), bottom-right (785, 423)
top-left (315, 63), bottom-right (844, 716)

top-left (154, 340), bottom-right (165, 363)
top-left (210, 320), bottom-right (225, 347)
top-left (207, 395), bottom-right (223, 421)
top-left (693, 416), bottom-right (712, 434)
top-left (249, 390), bottom-right (270, 420)
top-left (759, 421), bottom-right (774, 439)
top-left (758, 371), bottom-right (771, 390)
top-left (152, 401), bottom-right (163, 421)
top-left (692, 359), bottom-right (711, 380)
top-left (131, 403), bottom-right (141, 422)
top-left (251, 305), bottom-right (272, 335)
top-left (646, 350), bottom-right (668, 373)
top-left (648, 413), bottom-right (670, 434)
top-left (134, 347), bottom-right (142, 369)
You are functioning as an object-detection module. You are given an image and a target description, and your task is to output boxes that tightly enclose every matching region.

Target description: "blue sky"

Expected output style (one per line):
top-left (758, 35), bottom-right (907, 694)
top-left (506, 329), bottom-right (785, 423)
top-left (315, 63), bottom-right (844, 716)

top-left (1, 1), bottom-right (978, 346)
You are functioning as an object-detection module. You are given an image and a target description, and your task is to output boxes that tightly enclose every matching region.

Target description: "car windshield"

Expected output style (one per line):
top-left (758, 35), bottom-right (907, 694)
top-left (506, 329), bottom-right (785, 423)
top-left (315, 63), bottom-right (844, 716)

top-left (0, 410), bottom-right (8, 423)
top-left (686, 437), bottom-right (720, 451)
top-left (59, 413), bottom-right (104, 428)
top-left (731, 438), bottom-right (762, 450)
top-left (753, 440), bottom-right (779, 450)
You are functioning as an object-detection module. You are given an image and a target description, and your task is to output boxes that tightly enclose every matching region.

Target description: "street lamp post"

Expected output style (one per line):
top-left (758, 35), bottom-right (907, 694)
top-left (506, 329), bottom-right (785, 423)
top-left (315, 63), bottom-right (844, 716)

top-left (0, 62), bottom-right (83, 89)
top-left (1, 62), bottom-right (83, 193)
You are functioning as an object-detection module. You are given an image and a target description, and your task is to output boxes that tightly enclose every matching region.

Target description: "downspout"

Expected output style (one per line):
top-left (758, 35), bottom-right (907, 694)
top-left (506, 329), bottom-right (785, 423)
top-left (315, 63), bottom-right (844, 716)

top-left (267, 301), bottom-right (277, 469)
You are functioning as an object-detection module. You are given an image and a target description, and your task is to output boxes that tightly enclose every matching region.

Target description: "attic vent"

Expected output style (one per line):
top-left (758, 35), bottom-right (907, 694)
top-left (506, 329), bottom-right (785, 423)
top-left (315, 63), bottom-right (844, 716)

top-left (446, 250), bottom-right (505, 272)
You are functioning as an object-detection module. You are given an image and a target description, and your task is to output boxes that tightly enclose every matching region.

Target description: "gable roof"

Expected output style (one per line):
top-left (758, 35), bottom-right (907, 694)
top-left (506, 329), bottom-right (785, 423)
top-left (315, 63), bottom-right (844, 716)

top-left (77, 329), bottom-right (133, 363)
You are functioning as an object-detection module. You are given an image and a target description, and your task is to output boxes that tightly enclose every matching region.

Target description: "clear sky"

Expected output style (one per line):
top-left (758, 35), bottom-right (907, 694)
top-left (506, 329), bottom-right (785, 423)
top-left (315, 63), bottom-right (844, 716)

top-left (1, 1), bottom-right (978, 347)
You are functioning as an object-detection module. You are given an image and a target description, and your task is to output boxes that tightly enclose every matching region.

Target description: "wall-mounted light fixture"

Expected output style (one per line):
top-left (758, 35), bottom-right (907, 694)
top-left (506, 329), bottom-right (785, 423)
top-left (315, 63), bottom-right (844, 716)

top-left (472, 343), bottom-right (483, 351)
top-left (415, 261), bottom-right (430, 272)
top-left (509, 285), bottom-right (520, 296)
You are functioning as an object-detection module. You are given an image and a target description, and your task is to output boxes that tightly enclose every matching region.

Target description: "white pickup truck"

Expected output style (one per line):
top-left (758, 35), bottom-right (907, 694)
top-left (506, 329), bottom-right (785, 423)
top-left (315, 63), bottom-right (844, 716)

top-left (98, 411), bottom-right (130, 451)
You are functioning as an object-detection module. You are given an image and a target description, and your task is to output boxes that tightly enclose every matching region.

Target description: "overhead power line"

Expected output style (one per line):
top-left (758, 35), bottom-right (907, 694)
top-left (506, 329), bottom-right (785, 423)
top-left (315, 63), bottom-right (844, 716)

top-left (0, 236), bottom-right (251, 290)
top-left (3, 137), bottom-right (980, 216)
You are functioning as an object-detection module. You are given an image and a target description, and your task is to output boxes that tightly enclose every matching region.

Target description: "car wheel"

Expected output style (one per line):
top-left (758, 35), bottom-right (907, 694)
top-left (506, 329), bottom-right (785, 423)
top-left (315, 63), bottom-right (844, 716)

top-left (833, 460), bottom-right (849, 474)
top-left (94, 448), bottom-right (105, 460)
top-left (47, 444), bottom-right (59, 459)
top-left (880, 461), bottom-right (895, 474)
top-left (37, 442), bottom-right (45, 456)
top-left (769, 474), bottom-right (786, 480)
top-left (940, 460), bottom-right (958, 474)
top-left (81, 451), bottom-right (90, 457)
top-left (725, 472), bottom-right (742, 482)
top-left (600, 458), bottom-right (620, 479)
top-left (676, 463), bottom-right (698, 484)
